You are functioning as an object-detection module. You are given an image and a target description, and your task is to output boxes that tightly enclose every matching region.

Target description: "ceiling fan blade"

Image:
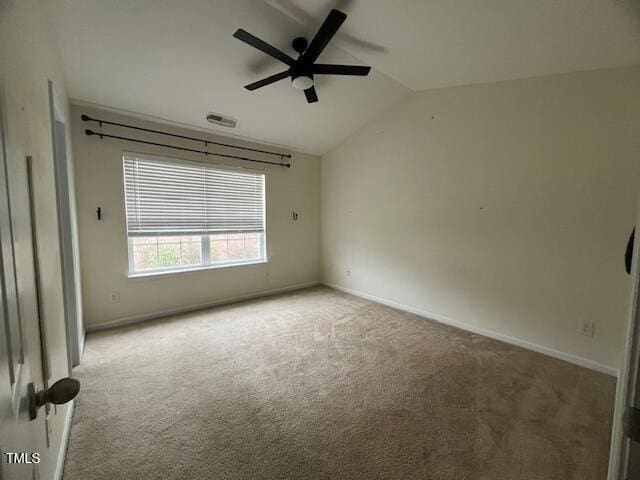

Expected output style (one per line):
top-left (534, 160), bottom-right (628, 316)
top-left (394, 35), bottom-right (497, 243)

top-left (244, 70), bottom-right (291, 91)
top-left (302, 9), bottom-right (347, 64)
top-left (304, 86), bottom-right (318, 103)
top-left (233, 29), bottom-right (295, 66)
top-left (312, 64), bottom-right (371, 76)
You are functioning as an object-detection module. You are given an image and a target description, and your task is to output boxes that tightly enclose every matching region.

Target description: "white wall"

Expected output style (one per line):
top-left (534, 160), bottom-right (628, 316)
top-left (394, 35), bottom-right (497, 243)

top-left (70, 106), bottom-right (320, 328)
top-left (321, 66), bottom-right (640, 372)
top-left (0, 0), bottom-right (76, 478)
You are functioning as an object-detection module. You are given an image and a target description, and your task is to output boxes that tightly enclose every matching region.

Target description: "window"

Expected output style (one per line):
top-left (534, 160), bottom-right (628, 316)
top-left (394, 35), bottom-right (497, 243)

top-left (123, 153), bottom-right (266, 275)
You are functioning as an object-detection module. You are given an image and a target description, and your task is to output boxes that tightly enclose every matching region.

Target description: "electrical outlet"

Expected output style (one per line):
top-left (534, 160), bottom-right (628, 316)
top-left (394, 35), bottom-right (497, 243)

top-left (109, 291), bottom-right (120, 303)
top-left (346, 268), bottom-right (351, 277)
top-left (578, 320), bottom-right (595, 337)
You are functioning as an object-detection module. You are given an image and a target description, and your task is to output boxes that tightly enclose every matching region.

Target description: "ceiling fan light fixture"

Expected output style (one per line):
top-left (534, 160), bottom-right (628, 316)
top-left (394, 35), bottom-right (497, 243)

top-left (291, 75), bottom-right (314, 91)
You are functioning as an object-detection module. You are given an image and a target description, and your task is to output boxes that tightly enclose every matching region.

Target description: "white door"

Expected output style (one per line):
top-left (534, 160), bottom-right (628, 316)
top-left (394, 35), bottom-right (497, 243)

top-left (609, 203), bottom-right (640, 480)
top-left (0, 126), bottom-right (43, 478)
top-left (0, 101), bottom-right (79, 478)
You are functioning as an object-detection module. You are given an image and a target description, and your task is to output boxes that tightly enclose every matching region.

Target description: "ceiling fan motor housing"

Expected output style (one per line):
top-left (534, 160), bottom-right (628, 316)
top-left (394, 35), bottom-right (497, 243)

top-left (292, 37), bottom-right (308, 55)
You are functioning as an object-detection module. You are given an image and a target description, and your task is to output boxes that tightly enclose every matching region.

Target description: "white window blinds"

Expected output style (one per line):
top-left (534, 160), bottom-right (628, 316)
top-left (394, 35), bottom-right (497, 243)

top-left (123, 154), bottom-right (265, 236)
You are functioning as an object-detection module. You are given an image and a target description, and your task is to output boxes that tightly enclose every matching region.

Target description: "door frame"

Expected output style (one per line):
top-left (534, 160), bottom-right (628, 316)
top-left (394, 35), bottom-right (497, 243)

top-left (608, 196), bottom-right (640, 479)
top-left (48, 82), bottom-right (83, 369)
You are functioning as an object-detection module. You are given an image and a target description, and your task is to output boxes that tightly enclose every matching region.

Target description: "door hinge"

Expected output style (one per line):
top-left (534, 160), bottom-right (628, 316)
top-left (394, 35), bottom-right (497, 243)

top-left (625, 406), bottom-right (640, 442)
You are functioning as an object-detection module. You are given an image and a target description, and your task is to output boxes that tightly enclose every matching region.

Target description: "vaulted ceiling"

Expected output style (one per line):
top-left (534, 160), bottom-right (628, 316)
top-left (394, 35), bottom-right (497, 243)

top-left (46, 0), bottom-right (640, 155)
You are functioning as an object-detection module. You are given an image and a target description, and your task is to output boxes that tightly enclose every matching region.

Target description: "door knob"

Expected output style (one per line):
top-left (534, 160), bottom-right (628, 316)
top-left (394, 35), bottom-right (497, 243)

top-left (28, 377), bottom-right (80, 420)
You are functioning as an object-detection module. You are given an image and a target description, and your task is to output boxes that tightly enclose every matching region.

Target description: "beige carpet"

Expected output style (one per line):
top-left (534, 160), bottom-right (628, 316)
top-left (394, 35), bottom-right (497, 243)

top-left (63, 286), bottom-right (615, 480)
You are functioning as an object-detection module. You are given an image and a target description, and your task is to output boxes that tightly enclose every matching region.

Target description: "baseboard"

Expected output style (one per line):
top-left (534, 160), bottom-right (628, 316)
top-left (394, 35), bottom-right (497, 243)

top-left (86, 281), bottom-right (320, 332)
top-left (323, 282), bottom-right (618, 377)
top-left (53, 400), bottom-right (74, 480)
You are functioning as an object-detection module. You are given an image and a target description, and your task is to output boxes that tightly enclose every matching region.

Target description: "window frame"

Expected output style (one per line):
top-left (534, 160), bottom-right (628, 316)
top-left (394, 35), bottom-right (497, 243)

top-left (122, 151), bottom-right (267, 277)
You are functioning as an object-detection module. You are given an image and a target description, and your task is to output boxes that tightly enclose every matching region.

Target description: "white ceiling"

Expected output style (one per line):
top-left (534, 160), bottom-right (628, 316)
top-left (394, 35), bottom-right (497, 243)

top-left (46, 0), bottom-right (640, 155)
top-left (279, 0), bottom-right (640, 90)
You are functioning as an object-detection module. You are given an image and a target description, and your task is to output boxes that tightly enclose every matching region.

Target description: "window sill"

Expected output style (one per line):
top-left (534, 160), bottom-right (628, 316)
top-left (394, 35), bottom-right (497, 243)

top-left (127, 259), bottom-right (267, 279)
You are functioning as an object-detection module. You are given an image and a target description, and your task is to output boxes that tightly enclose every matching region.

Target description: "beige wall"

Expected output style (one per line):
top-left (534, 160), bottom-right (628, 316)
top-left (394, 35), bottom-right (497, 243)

top-left (70, 106), bottom-right (320, 328)
top-left (321, 66), bottom-right (640, 372)
top-left (0, 0), bottom-right (76, 478)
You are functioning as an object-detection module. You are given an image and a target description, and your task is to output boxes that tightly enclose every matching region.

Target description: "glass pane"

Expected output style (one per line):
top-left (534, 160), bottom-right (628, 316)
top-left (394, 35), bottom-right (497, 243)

top-left (132, 236), bottom-right (157, 245)
top-left (157, 236), bottom-right (178, 244)
top-left (211, 235), bottom-right (229, 262)
top-left (158, 241), bottom-right (181, 267)
top-left (181, 239), bottom-right (201, 265)
top-left (227, 239), bottom-right (244, 260)
top-left (130, 235), bottom-right (204, 272)
top-left (133, 243), bottom-right (159, 270)
top-left (209, 232), bottom-right (264, 264)
top-left (245, 236), bottom-right (260, 259)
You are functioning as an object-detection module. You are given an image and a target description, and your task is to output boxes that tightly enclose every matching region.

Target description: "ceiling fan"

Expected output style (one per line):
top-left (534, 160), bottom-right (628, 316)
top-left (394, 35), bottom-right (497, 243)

top-left (233, 9), bottom-right (371, 103)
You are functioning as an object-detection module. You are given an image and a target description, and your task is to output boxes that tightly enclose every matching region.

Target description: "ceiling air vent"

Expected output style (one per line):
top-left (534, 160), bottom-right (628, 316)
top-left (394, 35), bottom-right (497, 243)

top-left (206, 112), bottom-right (237, 128)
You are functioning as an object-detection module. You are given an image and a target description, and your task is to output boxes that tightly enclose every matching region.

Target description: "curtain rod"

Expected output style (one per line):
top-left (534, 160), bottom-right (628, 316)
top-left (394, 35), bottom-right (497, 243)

top-left (81, 114), bottom-right (291, 159)
top-left (84, 130), bottom-right (291, 168)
